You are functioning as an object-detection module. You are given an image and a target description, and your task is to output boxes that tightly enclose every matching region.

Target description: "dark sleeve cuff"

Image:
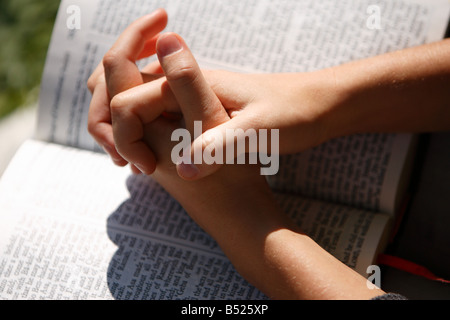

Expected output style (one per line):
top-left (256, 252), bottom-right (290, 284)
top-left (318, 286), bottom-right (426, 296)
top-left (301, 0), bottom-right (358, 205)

top-left (372, 293), bottom-right (408, 300)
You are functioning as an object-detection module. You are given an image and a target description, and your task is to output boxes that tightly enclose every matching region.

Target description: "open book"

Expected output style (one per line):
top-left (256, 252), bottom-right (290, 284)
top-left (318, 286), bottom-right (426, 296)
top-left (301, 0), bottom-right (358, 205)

top-left (0, 0), bottom-right (449, 300)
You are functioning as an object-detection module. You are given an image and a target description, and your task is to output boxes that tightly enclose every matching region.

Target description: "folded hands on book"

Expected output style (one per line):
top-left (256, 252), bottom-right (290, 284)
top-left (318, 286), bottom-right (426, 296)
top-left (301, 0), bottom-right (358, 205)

top-left (86, 8), bottom-right (450, 299)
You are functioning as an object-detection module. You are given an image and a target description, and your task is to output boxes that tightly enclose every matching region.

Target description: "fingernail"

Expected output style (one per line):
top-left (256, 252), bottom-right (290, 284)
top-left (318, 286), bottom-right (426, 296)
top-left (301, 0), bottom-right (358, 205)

top-left (177, 162), bottom-right (199, 180)
top-left (157, 33), bottom-right (183, 58)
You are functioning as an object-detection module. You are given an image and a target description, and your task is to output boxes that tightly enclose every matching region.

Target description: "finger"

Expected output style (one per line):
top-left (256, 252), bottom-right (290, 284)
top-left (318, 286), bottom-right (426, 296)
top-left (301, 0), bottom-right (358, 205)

top-left (130, 164), bottom-right (142, 175)
top-left (111, 79), bottom-right (175, 121)
top-left (103, 8), bottom-right (168, 98)
top-left (111, 108), bottom-right (157, 175)
top-left (156, 33), bottom-right (232, 180)
top-left (143, 117), bottom-right (181, 168)
top-left (87, 79), bottom-right (128, 166)
top-left (176, 116), bottom-right (248, 180)
top-left (87, 61), bottom-right (105, 93)
top-left (137, 34), bottom-right (160, 60)
top-left (110, 78), bottom-right (179, 174)
top-left (87, 66), bottom-right (163, 166)
top-left (156, 32), bottom-right (229, 134)
top-left (88, 10), bottom-right (167, 169)
top-left (186, 115), bottom-right (280, 180)
top-left (141, 72), bottom-right (163, 83)
top-left (140, 60), bottom-right (164, 82)
top-left (141, 59), bottom-right (164, 76)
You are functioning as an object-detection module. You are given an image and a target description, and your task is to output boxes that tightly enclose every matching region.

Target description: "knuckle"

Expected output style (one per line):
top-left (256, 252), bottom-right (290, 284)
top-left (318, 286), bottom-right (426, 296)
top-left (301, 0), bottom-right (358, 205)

top-left (114, 140), bottom-right (125, 154)
top-left (87, 119), bottom-right (96, 136)
top-left (110, 94), bottom-right (126, 112)
top-left (86, 75), bottom-right (100, 93)
top-left (160, 81), bottom-right (178, 109)
top-left (160, 80), bottom-right (173, 99)
top-left (208, 69), bottom-right (229, 87)
top-left (166, 65), bottom-right (199, 87)
top-left (102, 50), bottom-right (121, 71)
top-left (87, 120), bottom-right (106, 145)
top-left (86, 77), bottom-right (95, 92)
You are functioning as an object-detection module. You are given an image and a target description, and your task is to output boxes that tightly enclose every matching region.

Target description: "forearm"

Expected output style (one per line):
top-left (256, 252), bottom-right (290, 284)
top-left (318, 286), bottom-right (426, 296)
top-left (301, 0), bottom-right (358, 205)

top-left (195, 197), bottom-right (384, 300)
top-left (319, 39), bottom-right (450, 139)
top-left (262, 228), bottom-right (385, 300)
top-left (168, 167), bottom-right (384, 300)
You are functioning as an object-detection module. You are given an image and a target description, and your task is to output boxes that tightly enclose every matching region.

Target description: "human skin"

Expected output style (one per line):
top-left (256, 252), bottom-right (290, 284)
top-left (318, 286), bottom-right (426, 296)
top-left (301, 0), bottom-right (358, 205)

top-left (87, 9), bottom-right (450, 299)
top-left (110, 30), bottom-right (386, 299)
top-left (87, 12), bottom-right (387, 299)
top-left (90, 29), bottom-right (450, 179)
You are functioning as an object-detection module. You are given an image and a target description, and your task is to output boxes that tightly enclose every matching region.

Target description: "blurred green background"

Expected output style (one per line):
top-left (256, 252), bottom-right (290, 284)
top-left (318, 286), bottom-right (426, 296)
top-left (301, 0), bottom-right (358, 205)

top-left (0, 0), bottom-right (60, 120)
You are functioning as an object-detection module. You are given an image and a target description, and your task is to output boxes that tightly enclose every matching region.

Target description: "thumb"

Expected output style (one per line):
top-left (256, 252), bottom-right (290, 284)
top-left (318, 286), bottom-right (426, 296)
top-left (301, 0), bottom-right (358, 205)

top-left (186, 116), bottom-right (252, 180)
top-left (185, 117), bottom-right (280, 180)
top-left (156, 32), bottom-right (229, 133)
top-left (156, 32), bottom-right (229, 180)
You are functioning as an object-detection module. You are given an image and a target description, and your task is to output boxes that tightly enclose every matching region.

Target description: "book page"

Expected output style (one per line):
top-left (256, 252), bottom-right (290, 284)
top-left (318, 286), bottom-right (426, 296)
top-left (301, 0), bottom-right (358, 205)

top-left (267, 134), bottom-right (418, 214)
top-left (34, 0), bottom-right (449, 216)
top-left (35, 0), bottom-right (450, 151)
top-left (274, 194), bottom-right (391, 276)
top-left (14, 0), bottom-right (449, 300)
top-left (167, 0), bottom-right (450, 73)
top-left (0, 140), bottom-right (266, 299)
top-left (0, 140), bottom-right (392, 299)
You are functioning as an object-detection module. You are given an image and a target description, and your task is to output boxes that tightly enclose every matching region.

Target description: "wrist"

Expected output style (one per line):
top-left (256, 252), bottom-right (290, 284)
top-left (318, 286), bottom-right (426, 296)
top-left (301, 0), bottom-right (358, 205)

top-left (182, 166), bottom-right (289, 233)
top-left (306, 68), bottom-right (351, 143)
top-left (277, 69), bottom-right (352, 152)
top-left (312, 64), bottom-right (371, 141)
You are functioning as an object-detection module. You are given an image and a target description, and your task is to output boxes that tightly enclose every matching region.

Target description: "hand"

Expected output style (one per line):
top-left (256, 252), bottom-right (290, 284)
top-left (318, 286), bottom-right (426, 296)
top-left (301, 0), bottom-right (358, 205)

top-left (87, 8), bottom-right (168, 174)
top-left (178, 70), bottom-right (336, 179)
top-left (108, 31), bottom-right (385, 300)
top-left (109, 61), bottom-right (341, 180)
top-left (87, 9), bottom-right (338, 179)
top-left (111, 32), bottom-right (290, 290)
top-left (90, 13), bottom-right (450, 182)
top-left (111, 31), bottom-right (270, 202)
top-left (109, 31), bottom-right (301, 298)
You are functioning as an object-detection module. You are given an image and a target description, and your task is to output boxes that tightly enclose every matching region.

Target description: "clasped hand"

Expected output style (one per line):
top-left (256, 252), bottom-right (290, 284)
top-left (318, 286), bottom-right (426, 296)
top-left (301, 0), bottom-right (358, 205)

top-left (86, 9), bottom-right (385, 300)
